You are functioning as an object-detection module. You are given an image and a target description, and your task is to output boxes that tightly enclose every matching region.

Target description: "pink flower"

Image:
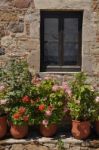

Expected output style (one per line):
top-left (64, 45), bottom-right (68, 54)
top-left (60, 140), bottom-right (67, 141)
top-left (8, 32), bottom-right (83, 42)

top-left (62, 82), bottom-right (72, 97)
top-left (0, 85), bottom-right (5, 92)
top-left (44, 76), bottom-right (51, 80)
top-left (62, 82), bottom-right (70, 91)
top-left (42, 119), bottom-right (48, 127)
top-left (32, 77), bottom-right (41, 85)
top-left (64, 108), bottom-right (69, 113)
top-left (45, 110), bottom-right (52, 117)
top-left (52, 85), bottom-right (59, 92)
top-left (66, 89), bottom-right (72, 97)
top-left (95, 96), bottom-right (99, 103)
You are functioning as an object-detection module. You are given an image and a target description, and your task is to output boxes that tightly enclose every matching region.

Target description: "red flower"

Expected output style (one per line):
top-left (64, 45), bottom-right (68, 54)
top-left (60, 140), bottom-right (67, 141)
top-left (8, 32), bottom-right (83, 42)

top-left (23, 116), bottom-right (29, 122)
top-left (22, 96), bottom-right (31, 103)
top-left (38, 104), bottom-right (45, 111)
top-left (19, 107), bottom-right (26, 114)
top-left (13, 113), bottom-right (20, 120)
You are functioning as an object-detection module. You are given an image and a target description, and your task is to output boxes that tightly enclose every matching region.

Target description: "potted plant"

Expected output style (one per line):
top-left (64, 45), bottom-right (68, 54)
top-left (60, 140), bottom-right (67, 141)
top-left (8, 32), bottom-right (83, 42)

top-left (0, 105), bottom-right (7, 138)
top-left (8, 104), bottom-right (32, 139)
top-left (0, 83), bottom-right (8, 138)
top-left (68, 72), bottom-right (96, 140)
top-left (0, 59), bottom-right (34, 138)
top-left (93, 96), bottom-right (99, 135)
top-left (2, 59), bottom-right (32, 104)
top-left (31, 78), bottom-right (70, 137)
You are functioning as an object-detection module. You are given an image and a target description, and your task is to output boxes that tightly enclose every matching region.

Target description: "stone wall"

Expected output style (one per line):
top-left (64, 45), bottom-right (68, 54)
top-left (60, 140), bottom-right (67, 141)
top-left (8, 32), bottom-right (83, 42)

top-left (0, 137), bottom-right (99, 150)
top-left (0, 0), bottom-right (99, 87)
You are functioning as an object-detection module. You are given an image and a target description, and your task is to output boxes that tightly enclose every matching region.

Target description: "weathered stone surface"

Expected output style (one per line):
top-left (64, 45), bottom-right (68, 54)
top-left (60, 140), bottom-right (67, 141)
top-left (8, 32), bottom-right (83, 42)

top-left (28, 50), bottom-right (40, 72)
top-left (14, 0), bottom-right (31, 8)
top-left (0, 137), bottom-right (99, 150)
top-left (24, 11), bottom-right (40, 38)
top-left (17, 39), bottom-right (40, 50)
top-left (26, 144), bottom-right (49, 150)
top-left (0, 12), bottom-right (18, 22)
top-left (0, 0), bottom-right (98, 87)
top-left (1, 36), bottom-right (16, 48)
top-left (0, 26), bottom-right (5, 38)
top-left (0, 0), bottom-right (10, 7)
top-left (8, 21), bottom-right (24, 33)
top-left (34, 0), bottom-right (91, 9)
top-left (11, 144), bottom-right (24, 150)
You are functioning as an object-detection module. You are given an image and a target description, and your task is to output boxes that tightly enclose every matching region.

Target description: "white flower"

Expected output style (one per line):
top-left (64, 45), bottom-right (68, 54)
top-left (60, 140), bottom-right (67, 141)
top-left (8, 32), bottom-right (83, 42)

top-left (42, 119), bottom-right (48, 127)
top-left (45, 110), bottom-right (52, 117)
top-left (95, 96), bottom-right (99, 103)
top-left (0, 85), bottom-right (5, 92)
top-left (52, 85), bottom-right (59, 92)
top-left (44, 76), bottom-right (51, 80)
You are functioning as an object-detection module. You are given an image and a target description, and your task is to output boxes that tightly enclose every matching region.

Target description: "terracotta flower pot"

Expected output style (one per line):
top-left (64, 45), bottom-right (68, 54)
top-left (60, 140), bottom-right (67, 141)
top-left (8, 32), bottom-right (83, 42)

top-left (95, 120), bottom-right (99, 135)
top-left (40, 124), bottom-right (57, 137)
top-left (10, 124), bottom-right (28, 139)
top-left (72, 120), bottom-right (91, 140)
top-left (0, 116), bottom-right (7, 138)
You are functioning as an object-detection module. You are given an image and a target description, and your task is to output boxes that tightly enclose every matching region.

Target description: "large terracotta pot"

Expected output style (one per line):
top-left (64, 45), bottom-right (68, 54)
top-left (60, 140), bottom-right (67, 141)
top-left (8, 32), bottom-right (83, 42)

top-left (95, 120), bottom-right (99, 135)
top-left (72, 120), bottom-right (91, 140)
top-left (40, 124), bottom-right (57, 137)
top-left (0, 116), bottom-right (7, 138)
top-left (10, 124), bottom-right (28, 139)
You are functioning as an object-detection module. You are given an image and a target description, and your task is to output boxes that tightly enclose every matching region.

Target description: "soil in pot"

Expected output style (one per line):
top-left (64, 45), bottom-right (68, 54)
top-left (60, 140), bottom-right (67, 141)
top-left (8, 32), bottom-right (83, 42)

top-left (95, 121), bottom-right (99, 135)
top-left (10, 124), bottom-right (28, 139)
top-left (0, 115), bottom-right (7, 138)
top-left (40, 124), bottom-right (58, 137)
top-left (72, 120), bottom-right (91, 140)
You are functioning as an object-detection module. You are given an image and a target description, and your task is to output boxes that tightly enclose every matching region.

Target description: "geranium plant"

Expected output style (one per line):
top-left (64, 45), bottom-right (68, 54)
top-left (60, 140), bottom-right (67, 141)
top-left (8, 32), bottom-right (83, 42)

top-left (31, 77), bottom-right (71, 127)
top-left (68, 72), bottom-right (96, 121)
top-left (8, 105), bottom-right (32, 125)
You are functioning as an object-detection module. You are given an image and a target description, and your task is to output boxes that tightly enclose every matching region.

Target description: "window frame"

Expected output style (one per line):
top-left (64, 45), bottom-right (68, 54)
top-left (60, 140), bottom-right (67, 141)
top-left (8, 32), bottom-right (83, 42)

top-left (40, 11), bottom-right (83, 72)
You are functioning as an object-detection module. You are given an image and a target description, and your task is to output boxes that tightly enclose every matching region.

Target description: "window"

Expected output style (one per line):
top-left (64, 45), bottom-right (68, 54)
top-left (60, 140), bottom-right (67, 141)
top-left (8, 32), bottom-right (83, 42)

top-left (40, 11), bottom-right (83, 72)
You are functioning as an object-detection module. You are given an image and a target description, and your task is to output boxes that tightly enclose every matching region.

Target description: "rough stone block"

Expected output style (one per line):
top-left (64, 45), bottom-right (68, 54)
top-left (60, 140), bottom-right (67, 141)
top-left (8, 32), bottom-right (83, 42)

top-left (17, 39), bottom-right (40, 51)
top-left (8, 21), bottom-right (24, 33)
top-left (0, 12), bottom-right (18, 22)
top-left (14, 0), bottom-right (31, 8)
top-left (1, 36), bottom-right (16, 48)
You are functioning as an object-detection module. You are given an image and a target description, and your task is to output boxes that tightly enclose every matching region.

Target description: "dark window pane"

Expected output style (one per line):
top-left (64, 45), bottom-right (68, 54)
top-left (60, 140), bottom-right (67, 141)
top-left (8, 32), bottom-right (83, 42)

top-left (64, 18), bottom-right (79, 42)
top-left (64, 42), bottom-right (79, 65)
top-left (44, 18), bottom-right (59, 66)
top-left (63, 18), bottom-right (79, 65)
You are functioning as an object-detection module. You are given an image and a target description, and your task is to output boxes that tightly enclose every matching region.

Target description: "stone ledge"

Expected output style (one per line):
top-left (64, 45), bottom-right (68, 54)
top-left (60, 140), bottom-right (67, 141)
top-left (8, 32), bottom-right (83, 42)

top-left (0, 131), bottom-right (99, 150)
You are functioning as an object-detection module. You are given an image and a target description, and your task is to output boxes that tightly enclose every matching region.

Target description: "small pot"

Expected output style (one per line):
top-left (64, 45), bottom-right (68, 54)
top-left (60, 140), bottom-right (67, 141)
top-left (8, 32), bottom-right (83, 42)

top-left (10, 124), bottom-right (28, 139)
top-left (40, 124), bottom-right (57, 137)
top-left (72, 120), bottom-right (91, 140)
top-left (95, 120), bottom-right (99, 135)
top-left (0, 116), bottom-right (7, 138)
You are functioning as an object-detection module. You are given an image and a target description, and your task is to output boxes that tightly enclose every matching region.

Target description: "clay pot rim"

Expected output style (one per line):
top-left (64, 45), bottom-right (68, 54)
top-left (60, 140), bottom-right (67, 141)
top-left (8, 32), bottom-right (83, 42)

top-left (0, 115), bottom-right (7, 120)
top-left (96, 120), bottom-right (99, 124)
top-left (11, 124), bottom-right (28, 127)
top-left (40, 123), bottom-right (57, 127)
top-left (96, 120), bottom-right (99, 122)
top-left (72, 120), bottom-right (90, 123)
